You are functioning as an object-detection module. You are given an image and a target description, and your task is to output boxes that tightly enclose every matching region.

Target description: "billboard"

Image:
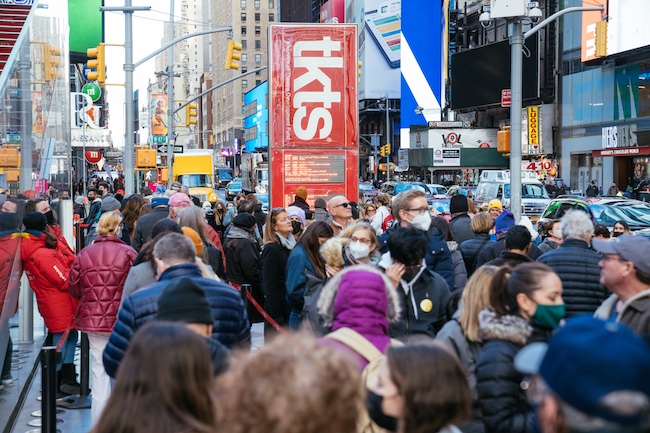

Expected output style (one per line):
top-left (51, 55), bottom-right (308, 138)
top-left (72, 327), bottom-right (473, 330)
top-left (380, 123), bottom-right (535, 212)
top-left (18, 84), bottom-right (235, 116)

top-left (244, 81), bottom-right (269, 152)
top-left (346, 0), bottom-right (401, 100)
top-left (69, 0), bottom-right (103, 58)
top-left (607, 0), bottom-right (650, 57)
top-left (151, 94), bottom-right (168, 136)
top-left (268, 24), bottom-right (358, 209)
top-left (581, 0), bottom-right (607, 62)
top-left (321, 0), bottom-right (345, 23)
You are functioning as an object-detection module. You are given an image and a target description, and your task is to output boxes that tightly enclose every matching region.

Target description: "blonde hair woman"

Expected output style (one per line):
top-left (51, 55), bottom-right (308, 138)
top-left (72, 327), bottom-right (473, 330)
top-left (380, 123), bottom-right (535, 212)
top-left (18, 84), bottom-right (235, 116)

top-left (435, 265), bottom-right (498, 433)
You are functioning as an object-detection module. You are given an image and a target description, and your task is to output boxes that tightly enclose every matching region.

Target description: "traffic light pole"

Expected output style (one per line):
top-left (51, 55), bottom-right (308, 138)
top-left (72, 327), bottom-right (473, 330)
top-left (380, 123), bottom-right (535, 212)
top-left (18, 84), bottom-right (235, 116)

top-left (385, 95), bottom-right (390, 182)
top-left (166, 0), bottom-right (174, 186)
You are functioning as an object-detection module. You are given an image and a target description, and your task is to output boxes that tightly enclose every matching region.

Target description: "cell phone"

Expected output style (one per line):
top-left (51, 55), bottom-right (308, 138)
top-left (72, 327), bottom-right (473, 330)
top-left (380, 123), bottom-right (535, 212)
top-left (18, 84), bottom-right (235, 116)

top-left (365, 12), bottom-right (401, 68)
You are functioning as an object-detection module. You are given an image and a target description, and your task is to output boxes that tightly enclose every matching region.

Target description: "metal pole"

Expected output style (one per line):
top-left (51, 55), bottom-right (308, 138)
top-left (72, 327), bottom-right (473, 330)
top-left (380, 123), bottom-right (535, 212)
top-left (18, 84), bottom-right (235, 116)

top-left (124, 0), bottom-right (135, 195)
top-left (386, 95), bottom-right (390, 181)
top-left (41, 346), bottom-right (57, 433)
top-left (510, 20), bottom-right (523, 223)
top-left (373, 135), bottom-right (378, 182)
top-left (82, 108), bottom-right (86, 196)
top-left (167, 0), bottom-right (175, 185)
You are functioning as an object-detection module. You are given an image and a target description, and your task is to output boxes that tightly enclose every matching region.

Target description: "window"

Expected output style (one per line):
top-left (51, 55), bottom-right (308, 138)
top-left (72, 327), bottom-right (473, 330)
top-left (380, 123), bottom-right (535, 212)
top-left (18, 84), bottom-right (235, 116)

top-left (269, 0), bottom-right (274, 7)
top-left (256, 69), bottom-right (261, 75)
top-left (242, 66), bottom-right (248, 73)
top-left (254, 0), bottom-right (260, 7)
top-left (241, 40), bottom-right (247, 48)
top-left (269, 13), bottom-right (274, 21)
top-left (242, 93), bottom-right (246, 102)
top-left (242, 53), bottom-right (247, 62)
top-left (241, 26), bottom-right (247, 34)
top-left (242, 80), bottom-right (248, 88)
top-left (255, 54), bottom-right (261, 63)
top-left (255, 26), bottom-right (261, 35)
top-left (240, 0), bottom-right (245, 6)
top-left (256, 80), bottom-right (261, 86)
top-left (255, 40), bottom-right (261, 49)
top-left (255, 12), bottom-right (260, 21)
top-left (241, 12), bottom-right (246, 21)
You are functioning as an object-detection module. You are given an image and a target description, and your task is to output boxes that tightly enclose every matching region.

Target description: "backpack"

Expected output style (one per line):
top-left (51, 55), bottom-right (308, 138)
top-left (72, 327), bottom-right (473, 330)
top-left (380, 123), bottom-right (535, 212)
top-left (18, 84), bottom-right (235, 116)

top-left (299, 270), bottom-right (328, 336)
top-left (325, 327), bottom-right (403, 433)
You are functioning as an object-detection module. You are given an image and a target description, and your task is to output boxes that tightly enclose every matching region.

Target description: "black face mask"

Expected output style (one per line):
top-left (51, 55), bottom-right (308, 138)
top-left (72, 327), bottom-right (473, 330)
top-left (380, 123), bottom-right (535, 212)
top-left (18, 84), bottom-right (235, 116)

top-left (291, 220), bottom-right (303, 234)
top-left (402, 265), bottom-right (422, 283)
top-left (612, 231), bottom-right (623, 237)
top-left (44, 209), bottom-right (55, 225)
top-left (366, 391), bottom-right (398, 432)
top-left (217, 208), bottom-right (226, 215)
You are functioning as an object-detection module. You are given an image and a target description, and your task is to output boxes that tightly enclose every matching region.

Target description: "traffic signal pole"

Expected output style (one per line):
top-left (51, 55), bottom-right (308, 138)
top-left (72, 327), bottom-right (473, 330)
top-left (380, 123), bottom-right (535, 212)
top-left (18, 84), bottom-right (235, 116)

top-left (166, 0), bottom-right (174, 186)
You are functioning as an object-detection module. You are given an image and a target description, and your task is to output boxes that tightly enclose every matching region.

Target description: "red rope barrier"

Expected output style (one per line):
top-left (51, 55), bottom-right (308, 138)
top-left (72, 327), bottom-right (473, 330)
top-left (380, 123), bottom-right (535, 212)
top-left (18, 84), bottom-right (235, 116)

top-left (229, 282), bottom-right (287, 334)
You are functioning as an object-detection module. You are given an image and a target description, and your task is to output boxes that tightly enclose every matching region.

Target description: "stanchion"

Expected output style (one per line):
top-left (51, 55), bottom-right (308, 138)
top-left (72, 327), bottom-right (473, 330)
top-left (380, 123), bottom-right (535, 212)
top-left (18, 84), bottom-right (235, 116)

top-left (56, 333), bottom-right (91, 409)
top-left (40, 346), bottom-right (60, 432)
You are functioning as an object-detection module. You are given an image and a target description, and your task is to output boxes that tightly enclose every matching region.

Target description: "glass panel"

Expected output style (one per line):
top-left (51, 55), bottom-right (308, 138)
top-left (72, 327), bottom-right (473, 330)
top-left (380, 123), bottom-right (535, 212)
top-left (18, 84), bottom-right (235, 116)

top-left (177, 174), bottom-right (212, 188)
top-left (504, 184), bottom-right (549, 199)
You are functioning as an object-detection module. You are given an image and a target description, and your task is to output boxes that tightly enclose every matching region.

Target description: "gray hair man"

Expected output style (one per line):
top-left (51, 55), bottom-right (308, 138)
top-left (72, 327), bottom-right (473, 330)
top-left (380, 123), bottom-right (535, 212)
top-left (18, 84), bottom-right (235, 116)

top-left (327, 195), bottom-right (353, 236)
top-left (537, 210), bottom-right (609, 317)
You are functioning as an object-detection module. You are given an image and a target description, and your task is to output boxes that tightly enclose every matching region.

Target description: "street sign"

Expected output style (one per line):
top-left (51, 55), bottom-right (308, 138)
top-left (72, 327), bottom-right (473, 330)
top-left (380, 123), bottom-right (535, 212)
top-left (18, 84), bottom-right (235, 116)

top-left (157, 144), bottom-right (183, 154)
top-left (6, 132), bottom-right (20, 142)
top-left (501, 89), bottom-right (511, 107)
top-left (82, 83), bottom-right (102, 102)
top-left (152, 135), bottom-right (167, 144)
top-left (105, 151), bottom-right (123, 159)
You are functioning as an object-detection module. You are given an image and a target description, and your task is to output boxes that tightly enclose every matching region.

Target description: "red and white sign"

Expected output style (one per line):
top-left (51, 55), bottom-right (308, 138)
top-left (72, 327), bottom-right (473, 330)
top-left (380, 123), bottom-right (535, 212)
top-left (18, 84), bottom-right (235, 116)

top-left (320, 0), bottom-right (344, 24)
top-left (85, 150), bottom-right (102, 164)
top-left (269, 24), bottom-right (358, 209)
top-left (581, 0), bottom-right (607, 62)
top-left (501, 89), bottom-right (511, 107)
top-left (522, 159), bottom-right (553, 172)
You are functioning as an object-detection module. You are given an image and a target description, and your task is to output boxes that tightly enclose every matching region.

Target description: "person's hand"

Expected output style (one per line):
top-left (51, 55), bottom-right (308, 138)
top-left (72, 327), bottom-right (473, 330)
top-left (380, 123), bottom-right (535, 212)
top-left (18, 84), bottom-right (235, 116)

top-left (385, 262), bottom-right (405, 288)
top-left (325, 264), bottom-right (341, 279)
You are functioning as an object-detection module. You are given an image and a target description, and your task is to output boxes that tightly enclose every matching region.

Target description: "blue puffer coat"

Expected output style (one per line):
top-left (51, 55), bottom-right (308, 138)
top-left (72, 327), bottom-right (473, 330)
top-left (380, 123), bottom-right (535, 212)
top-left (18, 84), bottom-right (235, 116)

top-left (103, 263), bottom-right (250, 378)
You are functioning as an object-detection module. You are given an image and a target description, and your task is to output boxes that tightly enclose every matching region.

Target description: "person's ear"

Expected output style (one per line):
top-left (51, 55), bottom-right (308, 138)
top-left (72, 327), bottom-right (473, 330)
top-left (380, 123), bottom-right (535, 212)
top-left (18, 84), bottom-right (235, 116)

top-left (516, 292), bottom-right (536, 317)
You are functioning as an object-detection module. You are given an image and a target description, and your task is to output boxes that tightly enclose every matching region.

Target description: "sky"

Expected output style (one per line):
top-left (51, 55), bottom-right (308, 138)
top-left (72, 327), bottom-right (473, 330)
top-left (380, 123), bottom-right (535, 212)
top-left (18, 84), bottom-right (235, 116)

top-left (102, 0), bottom-right (183, 150)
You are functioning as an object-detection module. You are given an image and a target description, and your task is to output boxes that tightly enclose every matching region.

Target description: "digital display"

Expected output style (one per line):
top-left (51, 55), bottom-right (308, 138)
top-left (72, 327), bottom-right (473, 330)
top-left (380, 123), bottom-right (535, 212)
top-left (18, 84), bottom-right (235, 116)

top-left (284, 154), bottom-right (345, 183)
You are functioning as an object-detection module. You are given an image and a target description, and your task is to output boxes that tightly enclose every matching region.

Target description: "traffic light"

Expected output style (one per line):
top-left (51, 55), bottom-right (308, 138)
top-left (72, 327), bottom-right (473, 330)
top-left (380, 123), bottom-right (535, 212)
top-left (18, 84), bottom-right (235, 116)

top-left (380, 143), bottom-right (390, 157)
top-left (225, 40), bottom-right (242, 70)
top-left (185, 103), bottom-right (197, 127)
top-left (136, 149), bottom-right (157, 168)
top-left (595, 21), bottom-right (607, 57)
top-left (43, 43), bottom-right (61, 81)
top-left (86, 44), bottom-right (106, 84)
top-left (358, 61), bottom-right (362, 84)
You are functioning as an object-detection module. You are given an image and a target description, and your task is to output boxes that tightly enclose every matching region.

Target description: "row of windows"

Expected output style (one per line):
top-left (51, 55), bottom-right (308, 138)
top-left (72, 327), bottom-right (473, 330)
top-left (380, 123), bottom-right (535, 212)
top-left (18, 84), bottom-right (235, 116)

top-left (241, 13), bottom-right (274, 21)
top-left (241, 66), bottom-right (263, 75)
top-left (241, 79), bottom-right (263, 88)
top-left (237, 53), bottom-right (263, 63)
top-left (240, 0), bottom-right (274, 8)
top-left (240, 40), bottom-right (262, 49)
top-left (241, 26), bottom-right (263, 35)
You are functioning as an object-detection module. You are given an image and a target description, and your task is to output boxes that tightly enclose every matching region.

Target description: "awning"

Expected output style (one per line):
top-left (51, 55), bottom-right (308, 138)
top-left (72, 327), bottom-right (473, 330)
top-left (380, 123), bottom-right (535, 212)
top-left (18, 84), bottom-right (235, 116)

top-left (592, 146), bottom-right (650, 157)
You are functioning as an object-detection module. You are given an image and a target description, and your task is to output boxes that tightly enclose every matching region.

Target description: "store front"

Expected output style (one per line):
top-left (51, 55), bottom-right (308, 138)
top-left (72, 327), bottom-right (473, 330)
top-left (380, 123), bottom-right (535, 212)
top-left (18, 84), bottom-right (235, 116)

top-left (592, 144), bottom-right (650, 199)
top-left (407, 147), bottom-right (508, 185)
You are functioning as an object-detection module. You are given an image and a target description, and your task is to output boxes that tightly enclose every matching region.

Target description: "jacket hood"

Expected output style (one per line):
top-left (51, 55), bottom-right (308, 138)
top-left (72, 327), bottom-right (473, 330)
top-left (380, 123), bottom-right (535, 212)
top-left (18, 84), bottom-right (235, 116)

top-left (20, 230), bottom-right (48, 258)
top-left (318, 264), bottom-right (401, 327)
top-left (321, 235), bottom-right (349, 268)
top-left (477, 309), bottom-right (532, 346)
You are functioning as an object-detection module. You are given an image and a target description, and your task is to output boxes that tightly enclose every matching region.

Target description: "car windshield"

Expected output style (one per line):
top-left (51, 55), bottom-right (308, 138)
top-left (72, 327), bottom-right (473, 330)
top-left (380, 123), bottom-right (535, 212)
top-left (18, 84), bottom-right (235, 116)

top-left (359, 184), bottom-right (374, 191)
top-left (219, 172), bottom-right (232, 180)
top-left (505, 183), bottom-right (549, 199)
top-left (590, 203), bottom-right (650, 227)
top-left (431, 200), bottom-right (450, 214)
top-left (178, 174), bottom-right (212, 188)
top-left (432, 187), bottom-right (446, 195)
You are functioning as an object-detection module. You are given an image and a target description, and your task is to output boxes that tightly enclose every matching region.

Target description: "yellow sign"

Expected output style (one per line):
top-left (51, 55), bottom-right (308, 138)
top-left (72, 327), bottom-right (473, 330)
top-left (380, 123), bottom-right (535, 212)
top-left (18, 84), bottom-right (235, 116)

top-left (528, 106), bottom-right (539, 146)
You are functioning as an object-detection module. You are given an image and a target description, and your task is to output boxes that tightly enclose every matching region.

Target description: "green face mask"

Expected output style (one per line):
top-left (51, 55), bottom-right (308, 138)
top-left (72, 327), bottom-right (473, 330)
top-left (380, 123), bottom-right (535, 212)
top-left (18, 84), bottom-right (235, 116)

top-left (531, 303), bottom-right (566, 329)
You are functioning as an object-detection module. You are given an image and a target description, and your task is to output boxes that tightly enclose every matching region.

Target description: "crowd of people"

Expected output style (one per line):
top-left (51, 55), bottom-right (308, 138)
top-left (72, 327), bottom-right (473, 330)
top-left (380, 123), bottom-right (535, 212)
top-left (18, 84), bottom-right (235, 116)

top-left (0, 181), bottom-right (650, 433)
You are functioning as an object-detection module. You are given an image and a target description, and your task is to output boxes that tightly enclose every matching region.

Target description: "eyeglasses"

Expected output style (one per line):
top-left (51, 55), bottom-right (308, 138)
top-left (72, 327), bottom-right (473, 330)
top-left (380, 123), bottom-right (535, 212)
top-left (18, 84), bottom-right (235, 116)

top-left (350, 236), bottom-right (372, 245)
top-left (333, 202), bottom-right (350, 209)
top-left (406, 207), bottom-right (428, 215)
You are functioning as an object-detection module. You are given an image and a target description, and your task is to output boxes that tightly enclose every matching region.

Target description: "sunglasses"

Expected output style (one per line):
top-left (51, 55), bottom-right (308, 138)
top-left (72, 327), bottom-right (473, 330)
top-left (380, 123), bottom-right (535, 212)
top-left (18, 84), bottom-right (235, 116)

top-left (333, 202), bottom-right (350, 209)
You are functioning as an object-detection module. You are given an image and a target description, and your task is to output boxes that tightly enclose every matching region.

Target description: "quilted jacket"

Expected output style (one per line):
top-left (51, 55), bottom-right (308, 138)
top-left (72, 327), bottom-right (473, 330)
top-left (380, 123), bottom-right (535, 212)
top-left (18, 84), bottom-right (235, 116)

top-left (103, 263), bottom-right (250, 378)
top-left (68, 236), bottom-right (138, 332)
top-left (21, 230), bottom-right (77, 333)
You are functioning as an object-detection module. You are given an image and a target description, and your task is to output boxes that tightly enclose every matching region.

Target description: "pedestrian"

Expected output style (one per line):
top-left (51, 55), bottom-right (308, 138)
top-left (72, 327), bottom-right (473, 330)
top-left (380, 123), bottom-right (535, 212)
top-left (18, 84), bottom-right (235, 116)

top-left (176, 206), bottom-right (226, 280)
top-left (449, 194), bottom-right (473, 245)
top-left (131, 187), bottom-right (169, 252)
top-left (378, 189), bottom-right (455, 290)
top-left (484, 225), bottom-right (534, 268)
top-left (168, 192), bottom-right (191, 219)
top-left (103, 233), bottom-right (249, 378)
top-left (0, 212), bottom-right (21, 388)
top-left (592, 223), bottom-right (611, 240)
top-left (252, 198), bottom-right (266, 238)
top-left (224, 193), bottom-right (246, 226)
top-left (313, 197), bottom-right (329, 221)
top-left (321, 222), bottom-right (382, 278)
top-left (288, 186), bottom-right (314, 220)
top-left (537, 210), bottom-right (609, 317)
top-left (328, 195), bottom-right (354, 236)
top-left (436, 265), bottom-right (498, 433)
top-left (371, 342), bottom-right (471, 433)
top-left (286, 206), bottom-right (306, 241)
top-left (515, 316), bottom-right (650, 433)
top-left (538, 219), bottom-right (561, 254)
top-left (612, 219), bottom-right (631, 237)
top-left (380, 227), bottom-right (450, 340)
top-left (476, 211), bottom-right (543, 267)
top-left (467, 198), bottom-right (478, 218)
top-left (95, 196), bottom-right (131, 245)
top-left (121, 195), bottom-right (145, 244)
top-left (181, 227), bottom-right (222, 280)
top-left (371, 193), bottom-right (391, 235)
top-left (260, 208), bottom-right (296, 330)
top-left (29, 198), bottom-right (76, 266)
top-left (363, 202), bottom-right (377, 224)
top-left (475, 262), bottom-right (563, 433)
top-left (586, 180), bottom-right (599, 197)
top-left (606, 182), bottom-right (619, 196)
top-left (286, 221), bottom-right (333, 331)
top-left (85, 188), bottom-right (102, 224)
top-left (431, 216), bottom-right (468, 291)
top-left (92, 322), bottom-right (217, 433)
top-left (73, 195), bottom-right (86, 220)
top-left (459, 213), bottom-right (496, 277)
top-left (211, 201), bottom-right (228, 241)
top-left (487, 199), bottom-right (502, 241)
top-left (215, 334), bottom-right (362, 433)
top-left (624, 185), bottom-right (634, 199)
top-left (68, 211), bottom-right (137, 423)
top-left (21, 212), bottom-right (78, 396)
top-left (593, 234), bottom-right (650, 335)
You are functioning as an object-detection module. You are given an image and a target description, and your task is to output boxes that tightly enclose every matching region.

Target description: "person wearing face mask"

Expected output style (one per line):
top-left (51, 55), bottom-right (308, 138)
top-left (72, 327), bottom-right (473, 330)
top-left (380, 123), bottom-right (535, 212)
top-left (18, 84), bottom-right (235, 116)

top-left (379, 227), bottom-right (451, 340)
top-left (538, 220), bottom-right (562, 254)
top-left (475, 262), bottom-right (564, 433)
top-left (261, 208), bottom-right (297, 331)
top-left (537, 210), bottom-right (609, 317)
top-left (612, 220), bottom-right (631, 237)
top-left (378, 190), bottom-right (455, 291)
top-left (68, 211), bottom-right (138, 422)
top-left (286, 206), bottom-right (306, 241)
top-left (321, 222), bottom-right (382, 278)
top-left (29, 198), bottom-right (76, 267)
top-left (211, 201), bottom-right (228, 241)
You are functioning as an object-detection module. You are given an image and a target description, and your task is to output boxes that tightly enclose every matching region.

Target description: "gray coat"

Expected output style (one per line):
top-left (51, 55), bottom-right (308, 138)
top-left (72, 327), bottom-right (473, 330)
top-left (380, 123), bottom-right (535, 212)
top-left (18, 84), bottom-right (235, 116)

top-left (313, 207), bottom-right (329, 222)
top-left (449, 213), bottom-right (474, 245)
top-left (448, 241), bottom-right (468, 291)
top-left (121, 262), bottom-right (157, 305)
top-left (131, 206), bottom-right (169, 252)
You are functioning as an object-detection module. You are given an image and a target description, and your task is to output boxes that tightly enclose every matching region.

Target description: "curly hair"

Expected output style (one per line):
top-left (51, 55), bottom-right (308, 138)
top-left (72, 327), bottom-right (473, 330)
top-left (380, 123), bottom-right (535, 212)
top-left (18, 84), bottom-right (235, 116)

top-left (215, 333), bottom-right (362, 433)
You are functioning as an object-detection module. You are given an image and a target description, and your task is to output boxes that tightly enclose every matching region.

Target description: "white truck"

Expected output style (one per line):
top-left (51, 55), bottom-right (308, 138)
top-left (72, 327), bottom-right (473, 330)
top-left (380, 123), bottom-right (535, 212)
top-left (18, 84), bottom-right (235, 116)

top-left (241, 152), bottom-right (269, 195)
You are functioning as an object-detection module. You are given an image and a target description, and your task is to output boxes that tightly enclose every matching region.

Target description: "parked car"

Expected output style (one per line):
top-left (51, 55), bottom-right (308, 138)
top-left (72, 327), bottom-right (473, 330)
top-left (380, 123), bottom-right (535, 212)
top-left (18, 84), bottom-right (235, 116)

top-left (429, 198), bottom-right (451, 222)
top-left (225, 178), bottom-right (242, 201)
top-left (359, 182), bottom-right (378, 202)
top-left (537, 196), bottom-right (650, 237)
top-left (426, 184), bottom-right (448, 198)
top-left (380, 181), bottom-right (428, 196)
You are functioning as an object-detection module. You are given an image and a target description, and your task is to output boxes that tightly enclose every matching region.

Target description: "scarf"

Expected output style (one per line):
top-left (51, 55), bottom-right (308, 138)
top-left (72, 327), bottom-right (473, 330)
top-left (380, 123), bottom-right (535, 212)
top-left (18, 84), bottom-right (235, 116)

top-left (276, 232), bottom-right (296, 250)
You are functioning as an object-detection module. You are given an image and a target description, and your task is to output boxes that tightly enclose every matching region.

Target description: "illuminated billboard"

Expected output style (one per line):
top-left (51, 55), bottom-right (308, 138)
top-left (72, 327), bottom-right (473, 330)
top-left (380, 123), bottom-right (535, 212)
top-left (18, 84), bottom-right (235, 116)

top-left (607, 0), bottom-right (650, 57)
top-left (151, 94), bottom-right (168, 136)
top-left (244, 81), bottom-right (268, 152)
top-left (268, 24), bottom-right (359, 209)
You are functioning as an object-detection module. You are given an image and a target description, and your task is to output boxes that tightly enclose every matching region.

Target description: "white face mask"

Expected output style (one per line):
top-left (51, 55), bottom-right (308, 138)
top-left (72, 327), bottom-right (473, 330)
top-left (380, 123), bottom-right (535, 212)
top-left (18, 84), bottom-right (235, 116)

top-left (551, 230), bottom-right (562, 239)
top-left (349, 240), bottom-right (370, 259)
top-left (409, 212), bottom-right (431, 232)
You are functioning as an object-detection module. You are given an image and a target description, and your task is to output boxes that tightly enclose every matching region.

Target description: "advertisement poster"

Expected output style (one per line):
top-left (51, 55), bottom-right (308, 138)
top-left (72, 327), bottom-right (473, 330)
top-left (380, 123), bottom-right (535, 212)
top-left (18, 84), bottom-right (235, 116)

top-left (321, 0), bottom-right (345, 23)
top-left (32, 91), bottom-right (43, 133)
top-left (151, 94), bottom-right (168, 136)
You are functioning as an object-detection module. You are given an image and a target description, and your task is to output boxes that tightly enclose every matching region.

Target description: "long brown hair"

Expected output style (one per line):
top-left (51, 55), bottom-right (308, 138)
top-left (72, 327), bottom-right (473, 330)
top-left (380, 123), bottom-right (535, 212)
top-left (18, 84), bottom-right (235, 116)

top-left (387, 342), bottom-right (471, 433)
top-left (264, 208), bottom-right (287, 246)
top-left (297, 221), bottom-right (333, 279)
top-left (123, 195), bottom-right (145, 240)
top-left (91, 322), bottom-right (216, 433)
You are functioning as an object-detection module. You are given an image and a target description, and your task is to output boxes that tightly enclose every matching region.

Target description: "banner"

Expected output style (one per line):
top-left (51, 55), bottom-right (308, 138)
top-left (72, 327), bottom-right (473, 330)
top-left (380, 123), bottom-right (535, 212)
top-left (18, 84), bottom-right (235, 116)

top-left (151, 94), bottom-right (168, 136)
top-left (32, 92), bottom-right (43, 133)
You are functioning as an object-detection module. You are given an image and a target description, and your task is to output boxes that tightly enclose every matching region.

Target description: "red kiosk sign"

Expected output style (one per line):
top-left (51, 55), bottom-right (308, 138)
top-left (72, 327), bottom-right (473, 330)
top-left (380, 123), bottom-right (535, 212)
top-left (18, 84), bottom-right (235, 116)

top-left (269, 24), bottom-right (358, 209)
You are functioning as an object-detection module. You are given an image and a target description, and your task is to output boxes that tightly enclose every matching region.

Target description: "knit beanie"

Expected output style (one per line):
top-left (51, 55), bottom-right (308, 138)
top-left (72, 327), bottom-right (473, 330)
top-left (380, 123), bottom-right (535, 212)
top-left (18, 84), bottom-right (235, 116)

top-left (495, 210), bottom-right (515, 235)
top-left (286, 206), bottom-right (306, 227)
top-left (182, 226), bottom-right (203, 255)
top-left (232, 212), bottom-right (256, 229)
top-left (488, 199), bottom-right (503, 211)
top-left (450, 194), bottom-right (469, 214)
top-left (101, 196), bottom-right (121, 212)
top-left (296, 186), bottom-right (308, 200)
top-left (23, 212), bottom-right (47, 232)
top-left (156, 277), bottom-right (213, 324)
top-left (315, 197), bottom-right (327, 209)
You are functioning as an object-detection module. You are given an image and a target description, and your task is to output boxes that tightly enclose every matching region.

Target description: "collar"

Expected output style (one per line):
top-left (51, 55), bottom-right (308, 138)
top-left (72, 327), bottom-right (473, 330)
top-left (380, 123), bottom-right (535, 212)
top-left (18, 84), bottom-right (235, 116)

top-left (159, 263), bottom-right (202, 281)
top-left (331, 218), bottom-right (349, 230)
top-left (276, 232), bottom-right (296, 250)
top-left (619, 286), bottom-right (650, 314)
top-left (399, 262), bottom-right (428, 320)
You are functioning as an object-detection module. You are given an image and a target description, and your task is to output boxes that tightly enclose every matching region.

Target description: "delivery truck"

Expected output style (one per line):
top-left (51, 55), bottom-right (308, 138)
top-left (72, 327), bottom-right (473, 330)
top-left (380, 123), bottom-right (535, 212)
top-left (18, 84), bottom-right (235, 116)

top-left (173, 150), bottom-right (218, 204)
top-left (241, 152), bottom-right (268, 195)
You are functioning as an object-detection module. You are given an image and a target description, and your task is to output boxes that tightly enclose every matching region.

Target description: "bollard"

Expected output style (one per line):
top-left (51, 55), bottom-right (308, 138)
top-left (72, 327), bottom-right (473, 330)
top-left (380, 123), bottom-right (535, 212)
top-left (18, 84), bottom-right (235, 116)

top-left (241, 283), bottom-right (252, 312)
top-left (40, 346), bottom-right (59, 433)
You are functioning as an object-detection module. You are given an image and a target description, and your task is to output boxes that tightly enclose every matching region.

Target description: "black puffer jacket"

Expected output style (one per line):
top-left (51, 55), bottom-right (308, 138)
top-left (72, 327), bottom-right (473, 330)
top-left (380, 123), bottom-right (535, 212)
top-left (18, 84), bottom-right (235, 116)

top-left (536, 238), bottom-right (610, 317)
top-left (459, 233), bottom-right (495, 276)
top-left (224, 226), bottom-right (263, 323)
top-left (475, 310), bottom-right (549, 433)
top-left (476, 238), bottom-right (542, 268)
top-left (260, 241), bottom-right (292, 326)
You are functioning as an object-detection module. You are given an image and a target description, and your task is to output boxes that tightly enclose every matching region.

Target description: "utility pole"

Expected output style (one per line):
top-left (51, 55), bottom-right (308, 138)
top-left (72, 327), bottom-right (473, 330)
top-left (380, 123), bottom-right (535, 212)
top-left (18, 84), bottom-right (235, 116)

top-left (166, 0), bottom-right (175, 185)
top-left (386, 95), bottom-right (390, 182)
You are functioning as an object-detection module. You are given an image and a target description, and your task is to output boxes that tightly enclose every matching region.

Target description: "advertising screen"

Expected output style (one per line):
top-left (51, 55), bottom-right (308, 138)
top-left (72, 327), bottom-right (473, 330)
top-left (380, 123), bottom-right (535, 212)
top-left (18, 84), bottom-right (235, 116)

top-left (268, 24), bottom-right (359, 209)
top-left (244, 81), bottom-right (268, 152)
top-left (607, 0), bottom-right (650, 57)
top-left (151, 94), bottom-right (168, 136)
top-left (321, 0), bottom-right (345, 24)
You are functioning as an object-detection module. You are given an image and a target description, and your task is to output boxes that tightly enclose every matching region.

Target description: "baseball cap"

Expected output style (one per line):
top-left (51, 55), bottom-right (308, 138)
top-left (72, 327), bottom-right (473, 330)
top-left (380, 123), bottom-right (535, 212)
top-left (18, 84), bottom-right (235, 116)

top-left (592, 234), bottom-right (650, 275)
top-left (169, 192), bottom-right (191, 208)
top-left (515, 315), bottom-right (650, 426)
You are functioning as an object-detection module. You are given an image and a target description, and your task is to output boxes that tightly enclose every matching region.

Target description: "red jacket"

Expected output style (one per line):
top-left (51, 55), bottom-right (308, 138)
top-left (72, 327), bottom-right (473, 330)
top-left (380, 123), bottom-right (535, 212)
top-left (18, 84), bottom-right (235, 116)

top-left (21, 230), bottom-right (77, 333)
top-left (48, 225), bottom-right (75, 268)
top-left (0, 230), bottom-right (21, 320)
top-left (68, 236), bottom-right (137, 332)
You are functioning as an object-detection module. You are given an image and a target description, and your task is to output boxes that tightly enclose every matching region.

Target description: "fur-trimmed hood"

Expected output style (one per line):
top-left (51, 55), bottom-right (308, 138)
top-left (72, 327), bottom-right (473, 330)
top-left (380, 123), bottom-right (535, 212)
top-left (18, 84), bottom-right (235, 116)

top-left (318, 264), bottom-right (401, 328)
top-left (320, 224), bottom-right (381, 268)
top-left (477, 309), bottom-right (532, 346)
